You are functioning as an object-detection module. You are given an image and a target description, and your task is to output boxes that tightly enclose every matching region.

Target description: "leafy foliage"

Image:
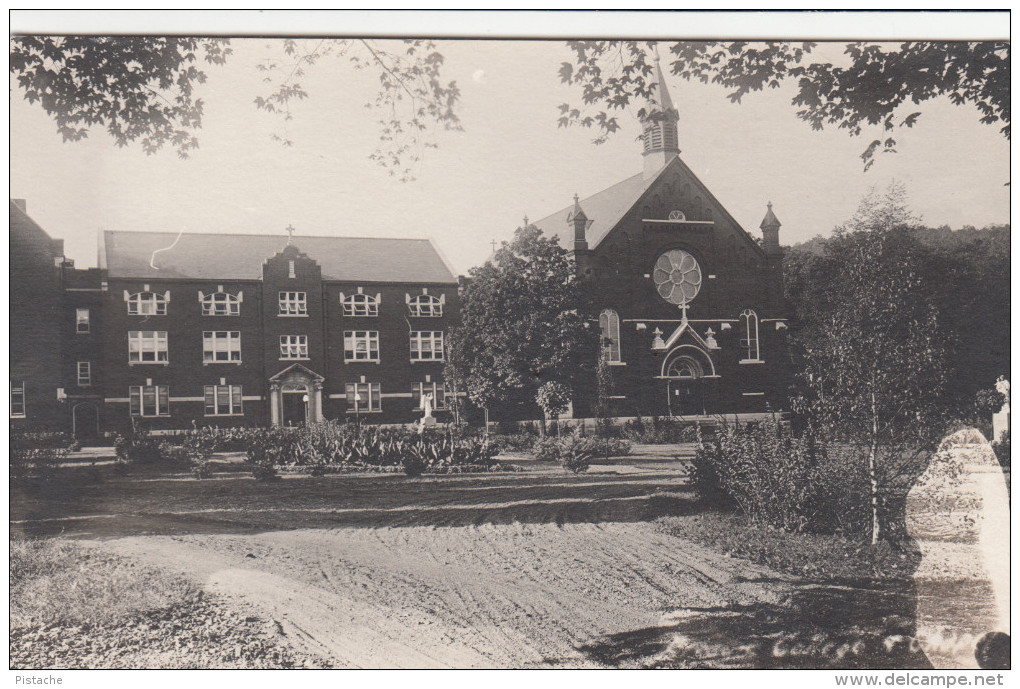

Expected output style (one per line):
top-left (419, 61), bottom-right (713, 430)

top-left (10, 433), bottom-right (71, 481)
top-left (10, 37), bottom-right (231, 158)
top-left (785, 192), bottom-right (956, 542)
top-left (691, 417), bottom-right (869, 535)
top-left (449, 224), bottom-right (597, 421)
top-left (253, 38), bottom-right (462, 180)
top-left (11, 36), bottom-right (462, 179)
top-left (558, 40), bottom-right (1009, 169)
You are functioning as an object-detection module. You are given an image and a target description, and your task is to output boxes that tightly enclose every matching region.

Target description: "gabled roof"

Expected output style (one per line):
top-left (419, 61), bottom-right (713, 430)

top-left (532, 156), bottom-right (763, 256)
top-left (532, 168), bottom-right (661, 250)
top-left (102, 231), bottom-right (458, 284)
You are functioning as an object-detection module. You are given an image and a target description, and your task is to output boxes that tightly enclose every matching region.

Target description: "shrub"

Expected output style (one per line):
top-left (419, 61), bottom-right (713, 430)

top-left (558, 433), bottom-right (598, 474)
top-left (532, 437), bottom-right (562, 462)
top-left (690, 416), bottom-right (869, 535)
top-left (250, 461), bottom-right (279, 482)
top-left (190, 461), bottom-right (212, 479)
top-left (488, 433), bottom-right (536, 454)
top-left (993, 431), bottom-right (1010, 468)
top-left (622, 416), bottom-right (699, 444)
top-left (10, 433), bottom-right (71, 481)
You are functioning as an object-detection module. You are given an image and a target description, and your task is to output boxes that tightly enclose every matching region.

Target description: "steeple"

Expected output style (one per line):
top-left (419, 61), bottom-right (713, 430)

top-left (640, 52), bottom-right (680, 179)
top-left (759, 201), bottom-right (783, 257)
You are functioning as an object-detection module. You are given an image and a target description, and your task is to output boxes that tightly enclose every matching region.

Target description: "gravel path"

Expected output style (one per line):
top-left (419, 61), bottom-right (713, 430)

top-left (102, 521), bottom-right (794, 668)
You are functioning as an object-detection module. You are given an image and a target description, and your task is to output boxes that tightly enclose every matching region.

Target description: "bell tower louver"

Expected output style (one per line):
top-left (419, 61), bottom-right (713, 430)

top-left (640, 54), bottom-right (680, 179)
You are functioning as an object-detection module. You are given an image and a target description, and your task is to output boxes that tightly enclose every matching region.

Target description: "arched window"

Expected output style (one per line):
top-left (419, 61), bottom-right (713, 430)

top-left (200, 291), bottom-right (241, 316)
top-left (125, 290), bottom-right (168, 316)
top-left (408, 294), bottom-right (443, 317)
top-left (599, 309), bottom-right (621, 363)
top-left (342, 292), bottom-right (379, 317)
top-left (740, 309), bottom-right (760, 362)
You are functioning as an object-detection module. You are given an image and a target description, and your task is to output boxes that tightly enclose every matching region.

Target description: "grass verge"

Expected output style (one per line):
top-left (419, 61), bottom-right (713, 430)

top-left (10, 537), bottom-right (330, 669)
top-left (657, 511), bottom-right (920, 582)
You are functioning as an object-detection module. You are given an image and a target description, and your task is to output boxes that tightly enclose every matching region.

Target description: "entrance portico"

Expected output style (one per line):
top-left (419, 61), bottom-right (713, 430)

top-left (268, 363), bottom-right (325, 426)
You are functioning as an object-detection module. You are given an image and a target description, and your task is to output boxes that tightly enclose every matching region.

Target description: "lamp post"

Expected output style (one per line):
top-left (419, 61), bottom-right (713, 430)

top-left (302, 393), bottom-right (309, 427)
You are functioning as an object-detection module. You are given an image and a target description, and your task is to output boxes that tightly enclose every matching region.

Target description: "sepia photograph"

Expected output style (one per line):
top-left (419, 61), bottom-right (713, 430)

top-left (7, 9), bottom-right (1011, 678)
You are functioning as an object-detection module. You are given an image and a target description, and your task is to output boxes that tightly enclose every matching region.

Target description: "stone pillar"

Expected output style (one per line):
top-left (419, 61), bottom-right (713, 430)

top-left (312, 382), bottom-right (324, 423)
top-left (993, 409), bottom-right (1010, 442)
top-left (270, 383), bottom-right (281, 426)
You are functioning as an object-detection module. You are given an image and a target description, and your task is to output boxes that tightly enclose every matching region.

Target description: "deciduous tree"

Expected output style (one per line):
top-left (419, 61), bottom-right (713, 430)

top-left (450, 224), bottom-right (596, 424)
top-left (558, 40), bottom-right (1009, 170)
top-left (10, 36), bottom-right (462, 179)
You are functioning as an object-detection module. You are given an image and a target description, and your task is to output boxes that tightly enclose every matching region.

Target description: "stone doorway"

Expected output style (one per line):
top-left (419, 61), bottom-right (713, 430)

top-left (269, 363), bottom-right (324, 426)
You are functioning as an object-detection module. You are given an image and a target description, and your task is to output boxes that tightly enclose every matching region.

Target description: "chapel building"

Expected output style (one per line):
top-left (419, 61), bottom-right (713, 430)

top-left (532, 58), bottom-right (790, 417)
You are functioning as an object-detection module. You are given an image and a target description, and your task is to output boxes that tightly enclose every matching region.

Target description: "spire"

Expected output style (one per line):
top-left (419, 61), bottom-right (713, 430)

top-left (640, 50), bottom-right (680, 178)
top-left (760, 201), bottom-right (783, 257)
top-left (567, 193), bottom-right (590, 251)
top-left (760, 201), bottom-right (781, 230)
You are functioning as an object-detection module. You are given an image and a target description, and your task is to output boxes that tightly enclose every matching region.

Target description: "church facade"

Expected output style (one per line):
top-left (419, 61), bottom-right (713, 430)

top-left (533, 59), bottom-right (790, 417)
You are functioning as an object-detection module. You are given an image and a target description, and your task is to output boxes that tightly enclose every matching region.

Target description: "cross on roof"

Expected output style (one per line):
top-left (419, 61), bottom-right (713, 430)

top-left (285, 224), bottom-right (295, 244)
top-left (490, 239), bottom-right (498, 253)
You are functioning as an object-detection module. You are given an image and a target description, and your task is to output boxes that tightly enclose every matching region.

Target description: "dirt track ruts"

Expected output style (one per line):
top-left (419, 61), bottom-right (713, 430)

top-left (103, 520), bottom-right (794, 668)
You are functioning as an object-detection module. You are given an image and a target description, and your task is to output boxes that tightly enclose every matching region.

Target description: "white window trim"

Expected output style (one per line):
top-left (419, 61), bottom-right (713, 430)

top-left (340, 291), bottom-right (381, 317)
top-left (599, 309), bottom-right (622, 364)
top-left (129, 385), bottom-right (170, 417)
top-left (204, 384), bottom-right (244, 416)
top-left (278, 291), bottom-right (308, 317)
top-left (279, 335), bottom-right (309, 360)
top-left (10, 381), bottom-right (26, 418)
top-left (409, 331), bottom-right (445, 362)
top-left (75, 308), bottom-right (90, 334)
top-left (740, 308), bottom-right (762, 363)
top-left (77, 361), bottom-right (91, 387)
top-left (407, 293), bottom-right (444, 318)
top-left (128, 331), bottom-right (169, 365)
top-left (199, 290), bottom-right (242, 316)
top-left (413, 381), bottom-right (448, 411)
top-left (344, 330), bottom-right (381, 363)
top-left (125, 290), bottom-right (169, 316)
top-left (202, 331), bottom-right (243, 365)
top-left (345, 382), bottom-right (382, 413)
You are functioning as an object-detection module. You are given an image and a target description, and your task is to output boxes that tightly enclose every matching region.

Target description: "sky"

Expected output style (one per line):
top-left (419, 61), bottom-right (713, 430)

top-left (9, 16), bottom-right (1011, 276)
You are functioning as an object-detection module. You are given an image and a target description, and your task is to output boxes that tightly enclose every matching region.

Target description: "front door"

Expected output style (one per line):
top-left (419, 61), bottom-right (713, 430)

top-left (668, 378), bottom-right (704, 417)
top-left (665, 354), bottom-right (705, 417)
top-left (282, 392), bottom-right (306, 426)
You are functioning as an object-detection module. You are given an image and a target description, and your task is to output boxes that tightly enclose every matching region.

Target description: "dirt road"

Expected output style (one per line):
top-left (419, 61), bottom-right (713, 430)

top-left (103, 520), bottom-right (793, 668)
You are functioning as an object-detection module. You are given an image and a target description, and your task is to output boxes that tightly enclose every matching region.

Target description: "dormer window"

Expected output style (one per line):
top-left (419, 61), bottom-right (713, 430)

top-left (125, 290), bottom-right (168, 316)
top-left (342, 292), bottom-right (379, 317)
top-left (200, 290), bottom-right (241, 316)
top-left (408, 293), bottom-right (443, 317)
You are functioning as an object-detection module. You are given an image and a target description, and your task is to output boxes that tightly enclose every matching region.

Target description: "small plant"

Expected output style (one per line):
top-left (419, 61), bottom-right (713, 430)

top-left (190, 461), bottom-right (213, 479)
top-left (402, 454), bottom-right (427, 477)
top-left (250, 461), bottom-right (279, 482)
top-left (532, 436), bottom-right (562, 463)
top-left (559, 432), bottom-right (597, 474)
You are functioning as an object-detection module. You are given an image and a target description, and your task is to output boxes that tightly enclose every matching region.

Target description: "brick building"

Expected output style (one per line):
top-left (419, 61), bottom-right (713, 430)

top-left (532, 58), bottom-right (790, 417)
top-left (10, 203), bottom-right (460, 436)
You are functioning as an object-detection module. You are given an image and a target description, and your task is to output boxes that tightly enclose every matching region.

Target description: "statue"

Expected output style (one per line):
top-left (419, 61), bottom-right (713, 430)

top-left (995, 376), bottom-right (1009, 413)
top-left (418, 392), bottom-right (437, 432)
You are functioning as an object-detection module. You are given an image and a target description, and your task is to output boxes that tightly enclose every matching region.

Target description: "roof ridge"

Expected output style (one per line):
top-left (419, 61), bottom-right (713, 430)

top-left (103, 229), bottom-right (432, 242)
